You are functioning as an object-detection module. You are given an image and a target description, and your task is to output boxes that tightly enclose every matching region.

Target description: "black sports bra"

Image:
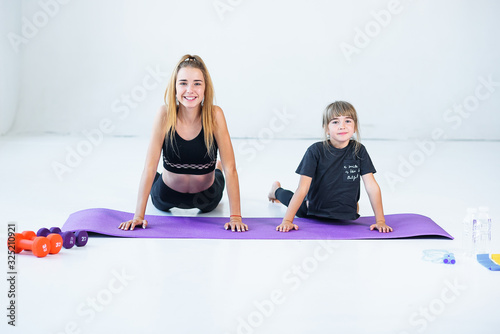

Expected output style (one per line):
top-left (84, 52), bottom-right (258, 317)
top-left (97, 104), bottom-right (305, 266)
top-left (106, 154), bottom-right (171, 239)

top-left (162, 128), bottom-right (217, 175)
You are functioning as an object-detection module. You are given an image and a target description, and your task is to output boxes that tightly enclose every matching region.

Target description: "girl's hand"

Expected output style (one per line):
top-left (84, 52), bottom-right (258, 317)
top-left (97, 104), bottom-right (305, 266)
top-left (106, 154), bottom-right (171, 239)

top-left (370, 221), bottom-right (393, 233)
top-left (119, 217), bottom-right (148, 231)
top-left (224, 216), bottom-right (248, 232)
top-left (276, 219), bottom-right (299, 232)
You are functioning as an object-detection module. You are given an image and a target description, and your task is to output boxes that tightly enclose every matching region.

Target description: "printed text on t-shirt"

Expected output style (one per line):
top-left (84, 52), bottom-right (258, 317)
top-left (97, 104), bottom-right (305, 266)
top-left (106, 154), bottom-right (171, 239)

top-left (343, 160), bottom-right (360, 182)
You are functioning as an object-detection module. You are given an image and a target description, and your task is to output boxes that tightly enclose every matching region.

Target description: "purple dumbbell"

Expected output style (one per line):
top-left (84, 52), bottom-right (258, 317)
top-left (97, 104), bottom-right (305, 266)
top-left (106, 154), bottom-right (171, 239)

top-left (37, 227), bottom-right (75, 249)
top-left (50, 227), bottom-right (88, 247)
top-left (72, 230), bottom-right (88, 247)
top-left (37, 227), bottom-right (88, 248)
top-left (56, 228), bottom-right (88, 247)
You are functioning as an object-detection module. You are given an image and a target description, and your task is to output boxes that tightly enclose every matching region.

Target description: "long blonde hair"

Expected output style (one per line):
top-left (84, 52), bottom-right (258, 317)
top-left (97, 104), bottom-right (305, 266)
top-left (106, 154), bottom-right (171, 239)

top-left (164, 54), bottom-right (216, 157)
top-left (322, 101), bottom-right (361, 156)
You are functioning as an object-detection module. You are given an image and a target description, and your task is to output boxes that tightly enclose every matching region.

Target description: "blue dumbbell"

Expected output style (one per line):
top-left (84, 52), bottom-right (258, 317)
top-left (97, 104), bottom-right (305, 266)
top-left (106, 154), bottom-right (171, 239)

top-left (443, 253), bottom-right (456, 264)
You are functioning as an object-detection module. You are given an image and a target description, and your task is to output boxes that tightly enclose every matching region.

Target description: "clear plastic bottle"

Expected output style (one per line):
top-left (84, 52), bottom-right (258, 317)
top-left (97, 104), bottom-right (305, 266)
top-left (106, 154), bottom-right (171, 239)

top-left (473, 206), bottom-right (492, 255)
top-left (462, 207), bottom-right (477, 257)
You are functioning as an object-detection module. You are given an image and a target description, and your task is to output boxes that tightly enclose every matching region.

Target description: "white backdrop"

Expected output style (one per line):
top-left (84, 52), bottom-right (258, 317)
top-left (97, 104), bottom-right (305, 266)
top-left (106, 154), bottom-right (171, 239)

top-left (2, 0), bottom-right (500, 139)
top-left (0, 0), bottom-right (21, 134)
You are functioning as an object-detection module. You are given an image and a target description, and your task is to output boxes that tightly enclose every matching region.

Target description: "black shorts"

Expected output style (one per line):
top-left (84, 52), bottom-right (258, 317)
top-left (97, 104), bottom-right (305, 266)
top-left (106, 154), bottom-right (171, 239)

top-left (150, 170), bottom-right (225, 213)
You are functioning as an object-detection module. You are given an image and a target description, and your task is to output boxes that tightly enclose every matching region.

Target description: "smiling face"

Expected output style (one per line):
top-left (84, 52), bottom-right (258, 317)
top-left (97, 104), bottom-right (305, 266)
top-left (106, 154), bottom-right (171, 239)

top-left (326, 115), bottom-right (356, 149)
top-left (176, 67), bottom-right (205, 110)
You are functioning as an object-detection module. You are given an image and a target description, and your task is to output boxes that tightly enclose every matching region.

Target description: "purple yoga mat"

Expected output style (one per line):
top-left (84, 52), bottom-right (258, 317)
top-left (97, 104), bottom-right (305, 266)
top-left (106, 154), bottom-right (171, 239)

top-left (62, 208), bottom-right (453, 240)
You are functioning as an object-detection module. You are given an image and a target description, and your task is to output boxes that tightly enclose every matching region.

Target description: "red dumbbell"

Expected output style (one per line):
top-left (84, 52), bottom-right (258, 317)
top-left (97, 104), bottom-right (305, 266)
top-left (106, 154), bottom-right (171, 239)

top-left (22, 231), bottom-right (62, 255)
top-left (13, 233), bottom-right (50, 258)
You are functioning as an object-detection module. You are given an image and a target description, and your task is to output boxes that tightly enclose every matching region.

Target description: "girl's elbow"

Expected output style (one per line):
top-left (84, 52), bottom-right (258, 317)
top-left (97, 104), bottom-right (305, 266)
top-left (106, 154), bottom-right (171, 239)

top-left (144, 163), bottom-right (158, 173)
top-left (296, 185), bottom-right (310, 197)
top-left (223, 164), bottom-right (238, 177)
top-left (366, 187), bottom-right (382, 198)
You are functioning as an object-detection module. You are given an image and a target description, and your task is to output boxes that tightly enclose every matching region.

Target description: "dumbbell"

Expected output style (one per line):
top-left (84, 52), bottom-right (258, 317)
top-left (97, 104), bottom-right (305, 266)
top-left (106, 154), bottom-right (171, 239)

top-left (59, 228), bottom-right (88, 247)
top-left (13, 233), bottom-right (49, 258)
top-left (22, 231), bottom-right (62, 255)
top-left (37, 227), bottom-right (88, 248)
top-left (37, 227), bottom-right (75, 249)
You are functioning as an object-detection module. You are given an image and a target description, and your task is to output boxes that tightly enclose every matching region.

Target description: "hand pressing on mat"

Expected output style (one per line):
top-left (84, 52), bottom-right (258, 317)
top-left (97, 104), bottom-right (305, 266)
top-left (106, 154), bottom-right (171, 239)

top-left (119, 217), bottom-right (148, 231)
top-left (224, 216), bottom-right (248, 232)
top-left (276, 219), bottom-right (299, 232)
top-left (275, 175), bottom-right (309, 232)
top-left (370, 221), bottom-right (393, 233)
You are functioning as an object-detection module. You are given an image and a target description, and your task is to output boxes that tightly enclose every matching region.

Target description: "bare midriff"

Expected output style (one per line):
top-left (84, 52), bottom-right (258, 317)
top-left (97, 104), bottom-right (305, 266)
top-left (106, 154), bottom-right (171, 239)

top-left (162, 168), bottom-right (215, 193)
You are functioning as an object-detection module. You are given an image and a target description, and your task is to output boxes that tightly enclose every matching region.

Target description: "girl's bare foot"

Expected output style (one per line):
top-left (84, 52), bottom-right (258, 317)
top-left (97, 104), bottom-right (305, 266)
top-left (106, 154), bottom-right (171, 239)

top-left (268, 181), bottom-right (281, 203)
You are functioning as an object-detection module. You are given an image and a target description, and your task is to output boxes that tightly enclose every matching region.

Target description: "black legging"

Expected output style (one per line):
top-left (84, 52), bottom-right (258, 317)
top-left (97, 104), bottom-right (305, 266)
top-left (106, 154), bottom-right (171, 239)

top-left (150, 170), bottom-right (225, 213)
top-left (275, 187), bottom-right (309, 218)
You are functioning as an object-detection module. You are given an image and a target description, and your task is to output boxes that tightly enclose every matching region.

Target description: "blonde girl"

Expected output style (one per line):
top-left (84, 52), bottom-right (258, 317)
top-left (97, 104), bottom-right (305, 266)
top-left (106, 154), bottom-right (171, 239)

top-left (119, 55), bottom-right (248, 232)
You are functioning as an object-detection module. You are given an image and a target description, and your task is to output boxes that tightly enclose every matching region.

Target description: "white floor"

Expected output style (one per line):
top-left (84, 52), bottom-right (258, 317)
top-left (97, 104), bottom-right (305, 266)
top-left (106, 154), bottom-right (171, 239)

top-left (1, 135), bottom-right (499, 334)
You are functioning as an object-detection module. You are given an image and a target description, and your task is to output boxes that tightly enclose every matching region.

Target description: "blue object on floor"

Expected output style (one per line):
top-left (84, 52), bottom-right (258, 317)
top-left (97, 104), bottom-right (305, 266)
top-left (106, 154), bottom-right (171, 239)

top-left (477, 254), bottom-right (500, 271)
top-left (443, 253), bottom-right (456, 264)
top-left (422, 249), bottom-right (456, 264)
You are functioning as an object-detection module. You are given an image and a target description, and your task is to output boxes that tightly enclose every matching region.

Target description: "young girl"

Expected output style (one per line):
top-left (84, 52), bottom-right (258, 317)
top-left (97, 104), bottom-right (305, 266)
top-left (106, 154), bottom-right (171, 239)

top-left (119, 55), bottom-right (248, 232)
top-left (268, 101), bottom-right (392, 233)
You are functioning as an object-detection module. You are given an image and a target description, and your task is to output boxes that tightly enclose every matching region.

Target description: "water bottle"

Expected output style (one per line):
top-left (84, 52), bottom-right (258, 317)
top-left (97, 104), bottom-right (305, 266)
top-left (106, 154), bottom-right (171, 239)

top-left (463, 208), bottom-right (477, 257)
top-left (473, 206), bottom-right (492, 255)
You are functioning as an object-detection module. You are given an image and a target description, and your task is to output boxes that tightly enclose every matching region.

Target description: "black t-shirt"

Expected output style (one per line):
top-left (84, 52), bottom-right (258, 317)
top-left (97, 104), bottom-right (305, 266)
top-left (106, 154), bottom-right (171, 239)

top-left (296, 140), bottom-right (376, 220)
